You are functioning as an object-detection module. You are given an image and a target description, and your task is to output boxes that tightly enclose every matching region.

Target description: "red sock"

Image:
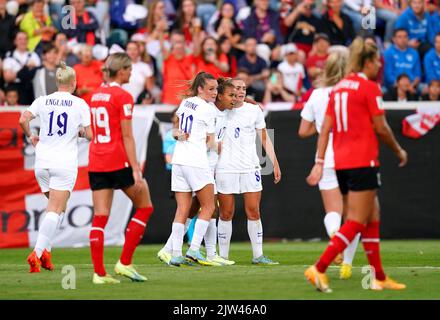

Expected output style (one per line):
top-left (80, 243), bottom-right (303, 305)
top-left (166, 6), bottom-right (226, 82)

top-left (120, 207), bottom-right (154, 265)
top-left (361, 221), bottom-right (386, 281)
top-left (90, 215), bottom-right (108, 277)
top-left (316, 220), bottom-right (365, 273)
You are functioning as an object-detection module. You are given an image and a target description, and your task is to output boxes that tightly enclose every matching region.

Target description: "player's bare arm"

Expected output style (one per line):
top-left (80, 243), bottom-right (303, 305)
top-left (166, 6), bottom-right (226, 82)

top-left (257, 128), bottom-right (281, 184)
top-left (372, 115), bottom-right (408, 167)
top-left (298, 119), bottom-right (318, 138)
top-left (121, 119), bottom-right (143, 188)
top-left (19, 110), bottom-right (38, 147)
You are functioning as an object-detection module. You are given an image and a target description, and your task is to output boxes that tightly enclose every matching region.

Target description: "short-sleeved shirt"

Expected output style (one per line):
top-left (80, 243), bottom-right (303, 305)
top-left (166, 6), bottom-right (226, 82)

top-left (122, 60), bottom-right (153, 102)
top-left (88, 82), bottom-right (134, 172)
top-left (216, 102), bottom-right (266, 173)
top-left (3, 50), bottom-right (41, 77)
top-left (277, 61), bottom-right (305, 93)
top-left (301, 87), bottom-right (334, 168)
top-left (171, 96), bottom-right (217, 169)
top-left (326, 73), bottom-right (385, 170)
top-left (27, 91), bottom-right (91, 170)
top-left (237, 55), bottom-right (268, 76)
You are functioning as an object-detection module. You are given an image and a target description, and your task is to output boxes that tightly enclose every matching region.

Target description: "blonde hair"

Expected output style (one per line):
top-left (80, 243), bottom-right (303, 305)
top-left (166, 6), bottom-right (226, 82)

top-left (346, 37), bottom-right (379, 74)
top-left (318, 51), bottom-right (348, 87)
top-left (56, 61), bottom-right (76, 87)
top-left (102, 53), bottom-right (132, 79)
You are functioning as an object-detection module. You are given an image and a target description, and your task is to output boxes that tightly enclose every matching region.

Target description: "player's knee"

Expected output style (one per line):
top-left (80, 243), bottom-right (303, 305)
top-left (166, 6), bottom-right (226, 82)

top-left (245, 207), bottom-right (260, 220)
top-left (220, 208), bottom-right (234, 221)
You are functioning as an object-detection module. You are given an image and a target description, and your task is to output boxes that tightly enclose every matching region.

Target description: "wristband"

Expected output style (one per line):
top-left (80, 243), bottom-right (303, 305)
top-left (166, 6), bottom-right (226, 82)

top-left (315, 158), bottom-right (325, 165)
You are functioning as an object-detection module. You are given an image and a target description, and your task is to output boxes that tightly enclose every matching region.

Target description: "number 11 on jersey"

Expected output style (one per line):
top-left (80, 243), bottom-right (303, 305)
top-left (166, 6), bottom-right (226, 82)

top-left (334, 92), bottom-right (348, 132)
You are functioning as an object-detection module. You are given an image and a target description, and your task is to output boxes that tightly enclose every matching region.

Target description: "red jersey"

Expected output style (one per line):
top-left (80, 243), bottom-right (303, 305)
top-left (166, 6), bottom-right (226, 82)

top-left (326, 73), bottom-right (385, 170)
top-left (88, 83), bottom-right (134, 172)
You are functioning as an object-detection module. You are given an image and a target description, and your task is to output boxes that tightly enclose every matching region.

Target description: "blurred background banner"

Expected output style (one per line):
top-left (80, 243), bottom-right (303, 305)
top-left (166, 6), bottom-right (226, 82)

top-left (1, 103), bottom-right (439, 248)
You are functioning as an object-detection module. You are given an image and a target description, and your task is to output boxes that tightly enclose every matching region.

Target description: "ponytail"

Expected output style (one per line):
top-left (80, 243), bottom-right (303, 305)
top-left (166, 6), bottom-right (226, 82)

top-left (346, 37), bottom-right (378, 74)
top-left (56, 61), bottom-right (76, 88)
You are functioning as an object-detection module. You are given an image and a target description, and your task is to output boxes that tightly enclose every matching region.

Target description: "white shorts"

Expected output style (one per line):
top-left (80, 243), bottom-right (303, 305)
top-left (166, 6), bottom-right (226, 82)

top-left (35, 168), bottom-right (78, 193)
top-left (318, 168), bottom-right (339, 191)
top-left (172, 164), bottom-right (214, 192)
top-left (216, 171), bottom-right (263, 194)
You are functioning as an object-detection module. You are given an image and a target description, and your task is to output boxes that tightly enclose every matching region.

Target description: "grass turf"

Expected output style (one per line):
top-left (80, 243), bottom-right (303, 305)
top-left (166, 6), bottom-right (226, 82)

top-left (0, 240), bottom-right (439, 300)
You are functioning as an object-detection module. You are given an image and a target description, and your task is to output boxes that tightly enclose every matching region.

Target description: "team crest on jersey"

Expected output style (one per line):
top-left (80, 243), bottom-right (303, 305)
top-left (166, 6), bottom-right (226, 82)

top-left (406, 55), bottom-right (413, 62)
top-left (123, 104), bottom-right (132, 116)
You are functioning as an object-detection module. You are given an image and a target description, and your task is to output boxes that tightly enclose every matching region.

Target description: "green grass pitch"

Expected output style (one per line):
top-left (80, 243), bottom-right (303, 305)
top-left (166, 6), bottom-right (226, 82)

top-left (1, 241), bottom-right (439, 300)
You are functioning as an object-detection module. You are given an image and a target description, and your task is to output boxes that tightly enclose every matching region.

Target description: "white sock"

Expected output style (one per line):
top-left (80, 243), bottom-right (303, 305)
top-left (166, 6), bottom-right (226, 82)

top-left (164, 218), bottom-right (191, 254)
top-left (47, 211), bottom-right (64, 252)
top-left (343, 232), bottom-right (361, 265)
top-left (218, 219), bottom-right (232, 259)
top-left (324, 212), bottom-right (342, 238)
top-left (189, 219), bottom-right (209, 251)
top-left (171, 223), bottom-right (184, 257)
top-left (247, 219), bottom-right (263, 259)
top-left (204, 219), bottom-right (217, 259)
top-left (35, 212), bottom-right (59, 258)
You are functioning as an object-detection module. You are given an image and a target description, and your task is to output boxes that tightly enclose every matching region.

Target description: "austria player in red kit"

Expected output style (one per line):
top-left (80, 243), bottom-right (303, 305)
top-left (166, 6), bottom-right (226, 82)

top-left (305, 38), bottom-right (408, 293)
top-left (88, 53), bottom-right (154, 284)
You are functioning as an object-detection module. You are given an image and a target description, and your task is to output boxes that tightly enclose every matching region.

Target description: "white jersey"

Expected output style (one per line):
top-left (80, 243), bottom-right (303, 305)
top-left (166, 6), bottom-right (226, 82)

top-left (216, 102), bottom-right (266, 173)
top-left (172, 96), bottom-right (216, 169)
top-left (207, 106), bottom-right (228, 171)
top-left (300, 87), bottom-right (334, 169)
top-left (27, 91), bottom-right (91, 170)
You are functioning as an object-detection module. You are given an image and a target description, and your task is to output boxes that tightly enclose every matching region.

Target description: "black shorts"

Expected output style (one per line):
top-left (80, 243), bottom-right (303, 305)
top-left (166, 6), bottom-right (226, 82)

top-left (89, 167), bottom-right (135, 191)
top-left (336, 167), bottom-right (381, 195)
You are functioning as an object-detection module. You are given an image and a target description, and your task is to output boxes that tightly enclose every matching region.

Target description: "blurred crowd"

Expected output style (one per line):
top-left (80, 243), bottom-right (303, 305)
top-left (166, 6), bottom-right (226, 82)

top-left (0, 0), bottom-right (439, 107)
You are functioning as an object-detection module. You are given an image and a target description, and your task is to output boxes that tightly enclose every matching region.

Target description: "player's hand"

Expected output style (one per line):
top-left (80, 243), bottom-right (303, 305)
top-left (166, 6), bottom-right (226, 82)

top-left (30, 134), bottom-right (39, 147)
top-left (132, 169), bottom-right (143, 191)
top-left (306, 163), bottom-right (323, 186)
top-left (397, 148), bottom-right (408, 167)
top-left (273, 163), bottom-right (281, 184)
top-left (78, 127), bottom-right (86, 138)
top-left (178, 130), bottom-right (189, 141)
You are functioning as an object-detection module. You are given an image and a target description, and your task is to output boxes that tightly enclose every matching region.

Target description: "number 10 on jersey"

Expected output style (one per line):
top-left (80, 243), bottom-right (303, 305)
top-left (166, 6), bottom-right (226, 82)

top-left (179, 113), bottom-right (193, 134)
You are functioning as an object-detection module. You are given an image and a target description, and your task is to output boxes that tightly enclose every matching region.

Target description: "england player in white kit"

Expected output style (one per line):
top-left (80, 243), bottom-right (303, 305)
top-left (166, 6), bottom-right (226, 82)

top-left (298, 51), bottom-right (360, 279)
top-left (19, 62), bottom-right (92, 273)
top-left (158, 77), bottom-right (237, 266)
top-left (166, 72), bottom-right (220, 267)
top-left (216, 78), bottom-right (282, 265)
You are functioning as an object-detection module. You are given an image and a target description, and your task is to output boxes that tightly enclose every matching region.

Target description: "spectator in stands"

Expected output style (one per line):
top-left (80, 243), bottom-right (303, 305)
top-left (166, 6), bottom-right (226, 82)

top-left (321, 0), bottom-right (355, 46)
top-left (305, 33), bottom-right (330, 83)
top-left (219, 35), bottom-right (238, 78)
top-left (73, 44), bottom-right (103, 103)
top-left (33, 43), bottom-right (58, 98)
top-left (0, 0), bottom-right (17, 59)
top-left (63, 0), bottom-right (100, 46)
top-left (342, 0), bottom-right (372, 35)
top-left (207, 2), bottom-right (243, 51)
top-left (375, 0), bottom-right (401, 45)
top-left (277, 43), bottom-right (305, 100)
top-left (237, 37), bottom-right (270, 102)
top-left (263, 69), bottom-right (296, 104)
top-left (194, 36), bottom-right (229, 78)
top-left (383, 73), bottom-right (419, 101)
top-left (54, 32), bottom-right (80, 67)
top-left (122, 41), bottom-right (155, 103)
top-left (395, 0), bottom-right (431, 58)
top-left (384, 28), bottom-right (421, 91)
top-left (3, 31), bottom-right (41, 105)
top-left (428, 5), bottom-right (440, 45)
top-left (161, 30), bottom-right (195, 105)
top-left (423, 32), bottom-right (440, 84)
top-left (4, 84), bottom-right (19, 106)
top-left (171, 0), bottom-right (202, 49)
top-left (284, 0), bottom-right (322, 55)
top-left (196, 0), bottom-right (217, 29)
top-left (19, 0), bottom-right (56, 53)
top-left (242, 0), bottom-right (283, 48)
top-left (420, 79), bottom-right (440, 101)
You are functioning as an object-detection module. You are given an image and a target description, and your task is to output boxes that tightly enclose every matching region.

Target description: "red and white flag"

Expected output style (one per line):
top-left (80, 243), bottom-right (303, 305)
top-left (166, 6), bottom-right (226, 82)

top-left (402, 104), bottom-right (440, 139)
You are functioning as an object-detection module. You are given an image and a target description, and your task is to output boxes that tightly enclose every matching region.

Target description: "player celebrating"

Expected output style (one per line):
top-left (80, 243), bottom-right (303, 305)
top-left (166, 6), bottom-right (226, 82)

top-left (165, 71), bottom-right (219, 267)
top-left (20, 62), bottom-right (93, 273)
top-left (299, 50), bottom-right (360, 280)
top-left (157, 77), bottom-right (237, 266)
top-left (305, 38), bottom-right (408, 293)
top-left (216, 78), bottom-right (282, 265)
top-left (88, 53), bottom-right (154, 284)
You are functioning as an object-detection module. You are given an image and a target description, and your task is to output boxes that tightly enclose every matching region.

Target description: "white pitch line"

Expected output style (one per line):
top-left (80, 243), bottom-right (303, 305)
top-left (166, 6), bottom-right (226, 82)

top-left (1, 264), bottom-right (440, 269)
